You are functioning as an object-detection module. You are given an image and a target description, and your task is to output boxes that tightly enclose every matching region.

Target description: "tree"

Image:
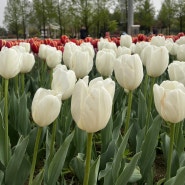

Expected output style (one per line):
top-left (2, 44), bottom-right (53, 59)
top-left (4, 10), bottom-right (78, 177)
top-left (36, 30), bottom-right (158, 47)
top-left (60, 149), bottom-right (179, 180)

top-left (4, 0), bottom-right (22, 39)
top-left (157, 0), bottom-right (175, 34)
top-left (174, 0), bottom-right (185, 32)
top-left (4, 0), bottom-right (32, 39)
top-left (20, 0), bottom-right (32, 39)
top-left (134, 0), bottom-right (155, 34)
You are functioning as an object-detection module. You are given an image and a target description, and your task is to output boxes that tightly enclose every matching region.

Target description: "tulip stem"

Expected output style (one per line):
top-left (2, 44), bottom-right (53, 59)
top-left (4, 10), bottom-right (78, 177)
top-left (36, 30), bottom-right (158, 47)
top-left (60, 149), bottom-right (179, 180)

top-left (143, 73), bottom-right (148, 98)
top-left (49, 69), bottom-right (53, 88)
top-left (14, 75), bottom-right (19, 95)
top-left (83, 132), bottom-right (93, 185)
top-left (145, 77), bottom-right (155, 134)
top-left (50, 119), bottom-right (57, 159)
top-left (21, 73), bottom-right (25, 94)
top-left (28, 126), bottom-right (42, 185)
top-left (1, 78), bottom-right (4, 99)
top-left (166, 123), bottom-right (175, 181)
top-left (124, 90), bottom-right (133, 134)
top-left (4, 79), bottom-right (9, 166)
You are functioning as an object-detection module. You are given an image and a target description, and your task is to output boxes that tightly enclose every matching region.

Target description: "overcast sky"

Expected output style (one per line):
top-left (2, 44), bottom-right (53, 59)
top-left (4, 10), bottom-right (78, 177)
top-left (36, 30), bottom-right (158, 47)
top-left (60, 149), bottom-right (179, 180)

top-left (0, 0), bottom-right (7, 27)
top-left (0, 0), bottom-right (163, 28)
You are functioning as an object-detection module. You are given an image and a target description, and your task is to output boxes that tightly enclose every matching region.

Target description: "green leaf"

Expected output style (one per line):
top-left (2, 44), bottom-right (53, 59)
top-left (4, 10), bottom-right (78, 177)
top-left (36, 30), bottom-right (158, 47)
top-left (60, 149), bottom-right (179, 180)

top-left (164, 166), bottom-right (185, 185)
top-left (138, 115), bottom-right (162, 181)
top-left (156, 178), bottom-right (166, 185)
top-left (115, 152), bottom-right (142, 185)
top-left (0, 109), bottom-right (5, 165)
top-left (112, 107), bottom-right (126, 142)
top-left (100, 140), bottom-right (116, 170)
top-left (128, 165), bottom-right (142, 183)
top-left (136, 127), bottom-right (145, 153)
top-left (98, 162), bottom-right (113, 185)
top-left (5, 136), bottom-right (29, 185)
top-left (73, 126), bottom-right (87, 153)
top-left (98, 162), bottom-right (112, 180)
top-left (112, 126), bottom-right (132, 182)
top-left (174, 122), bottom-right (185, 156)
top-left (0, 170), bottom-right (4, 185)
top-left (46, 131), bottom-right (74, 185)
top-left (137, 90), bottom-right (147, 129)
top-left (69, 153), bottom-right (85, 183)
top-left (17, 93), bottom-right (31, 136)
top-left (89, 156), bottom-right (100, 185)
top-left (32, 169), bottom-right (44, 185)
top-left (161, 133), bottom-right (180, 177)
top-left (101, 116), bottom-right (113, 153)
top-left (14, 156), bottom-right (31, 185)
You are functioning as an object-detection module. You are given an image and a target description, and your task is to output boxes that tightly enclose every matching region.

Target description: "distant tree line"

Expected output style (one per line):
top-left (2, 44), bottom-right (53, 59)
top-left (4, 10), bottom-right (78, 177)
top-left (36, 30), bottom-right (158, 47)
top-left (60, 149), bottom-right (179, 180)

top-left (1, 0), bottom-right (185, 39)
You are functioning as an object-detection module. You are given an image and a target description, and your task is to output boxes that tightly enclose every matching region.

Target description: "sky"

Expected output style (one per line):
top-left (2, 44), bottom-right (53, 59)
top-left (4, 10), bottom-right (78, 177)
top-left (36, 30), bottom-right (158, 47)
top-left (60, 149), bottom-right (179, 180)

top-left (0, 0), bottom-right (163, 28)
top-left (0, 0), bottom-right (7, 27)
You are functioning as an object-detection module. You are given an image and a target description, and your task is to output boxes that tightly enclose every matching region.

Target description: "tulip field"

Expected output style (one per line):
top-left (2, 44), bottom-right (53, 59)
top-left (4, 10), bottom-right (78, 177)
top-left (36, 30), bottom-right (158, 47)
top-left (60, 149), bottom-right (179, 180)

top-left (1, 32), bottom-right (185, 185)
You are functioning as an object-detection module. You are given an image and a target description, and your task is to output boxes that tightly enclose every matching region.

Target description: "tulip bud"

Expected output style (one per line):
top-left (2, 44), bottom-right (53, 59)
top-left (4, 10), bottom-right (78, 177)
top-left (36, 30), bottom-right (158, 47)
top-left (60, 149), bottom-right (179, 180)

top-left (168, 61), bottom-right (185, 86)
top-left (20, 52), bottom-right (35, 73)
top-left (71, 76), bottom-right (115, 133)
top-left (150, 35), bottom-right (165, 46)
top-left (51, 64), bottom-right (77, 100)
top-left (97, 38), bottom-right (117, 54)
top-left (70, 49), bottom-right (93, 79)
top-left (63, 42), bottom-right (79, 68)
top-left (32, 88), bottom-right (62, 127)
top-left (135, 41), bottom-right (150, 56)
top-left (95, 48), bottom-right (116, 77)
top-left (142, 45), bottom-right (169, 77)
top-left (46, 50), bottom-right (62, 68)
top-left (19, 42), bottom-right (31, 53)
top-left (175, 36), bottom-right (185, 45)
top-left (80, 42), bottom-right (95, 58)
top-left (153, 80), bottom-right (185, 123)
top-left (114, 54), bottom-right (143, 91)
top-left (12, 45), bottom-right (27, 53)
top-left (0, 48), bottom-right (21, 79)
top-left (176, 44), bottom-right (185, 61)
top-left (120, 34), bottom-right (132, 48)
top-left (38, 44), bottom-right (47, 59)
top-left (117, 46), bottom-right (131, 57)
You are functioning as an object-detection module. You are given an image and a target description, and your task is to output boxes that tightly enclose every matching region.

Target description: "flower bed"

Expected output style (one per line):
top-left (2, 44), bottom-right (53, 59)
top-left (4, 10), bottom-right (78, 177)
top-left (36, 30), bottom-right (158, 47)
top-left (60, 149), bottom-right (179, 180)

top-left (0, 32), bottom-right (185, 185)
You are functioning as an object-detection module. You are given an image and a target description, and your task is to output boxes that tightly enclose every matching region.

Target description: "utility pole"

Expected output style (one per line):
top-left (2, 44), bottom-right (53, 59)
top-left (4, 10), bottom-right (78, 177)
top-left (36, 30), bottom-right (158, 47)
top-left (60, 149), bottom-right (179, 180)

top-left (127, 0), bottom-right (134, 35)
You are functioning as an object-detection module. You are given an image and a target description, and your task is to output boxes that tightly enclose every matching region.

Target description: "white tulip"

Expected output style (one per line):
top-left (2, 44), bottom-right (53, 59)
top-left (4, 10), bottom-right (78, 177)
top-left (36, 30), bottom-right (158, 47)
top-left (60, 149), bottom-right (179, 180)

top-left (120, 34), bottom-right (132, 48)
top-left (142, 45), bottom-right (169, 77)
top-left (150, 35), bottom-right (165, 46)
top-left (19, 42), bottom-right (31, 53)
top-left (71, 76), bottom-right (115, 133)
top-left (114, 54), bottom-right (143, 91)
top-left (0, 48), bottom-right (21, 79)
top-left (20, 53), bottom-right (35, 73)
top-left (95, 48), bottom-right (116, 77)
top-left (117, 46), bottom-right (131, 57)
top-left (176, 44), bottom-right (185, 61)
top-left (32, 88), bottom-right (62, 127)
top-left (70, 49), bottom-right (93, 79)
top-left (51, 64), bottom-right (77, 100)
top-left (63, 42), bottom-right (79, 68)
top-left (168, 61), bottom-right (185, 86)
top-left (175, 36), bottom-right (185, 45)
top-left (153, 80), bottom-right (185, 123)
top-left (80, 42), bottom-right (95, 58)
top-left (46, 50), bottom-right (62, 68)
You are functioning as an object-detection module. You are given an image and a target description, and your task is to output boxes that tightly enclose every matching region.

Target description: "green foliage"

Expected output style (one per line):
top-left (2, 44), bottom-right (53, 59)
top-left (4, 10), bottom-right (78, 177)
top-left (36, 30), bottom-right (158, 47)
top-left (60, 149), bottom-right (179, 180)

top-left (1, 47), bottom-right (185, 185)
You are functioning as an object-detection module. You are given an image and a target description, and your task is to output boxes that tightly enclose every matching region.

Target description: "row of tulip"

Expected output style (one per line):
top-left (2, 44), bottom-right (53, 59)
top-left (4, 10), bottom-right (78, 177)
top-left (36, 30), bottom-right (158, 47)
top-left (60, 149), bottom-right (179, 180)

top-left (0, 31), bottom-right (185, 54)
top-left (1, 33), bottom-right (185, 185)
